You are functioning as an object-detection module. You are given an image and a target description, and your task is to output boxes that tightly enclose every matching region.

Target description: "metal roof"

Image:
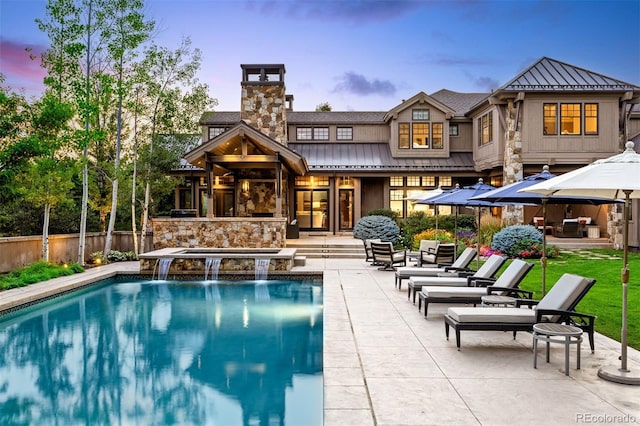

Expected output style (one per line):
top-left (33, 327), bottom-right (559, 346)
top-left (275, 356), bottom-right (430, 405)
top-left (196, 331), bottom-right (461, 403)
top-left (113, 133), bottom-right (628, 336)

top-left (499, 57), bottom-right (640, 92)
top-left (288, 143), bottom-right (475, 173)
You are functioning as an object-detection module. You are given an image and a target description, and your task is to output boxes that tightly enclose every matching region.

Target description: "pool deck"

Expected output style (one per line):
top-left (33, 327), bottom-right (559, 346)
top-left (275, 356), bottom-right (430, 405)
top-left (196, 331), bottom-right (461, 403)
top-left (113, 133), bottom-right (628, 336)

top-left (2, 247), bottom-right (640, 425)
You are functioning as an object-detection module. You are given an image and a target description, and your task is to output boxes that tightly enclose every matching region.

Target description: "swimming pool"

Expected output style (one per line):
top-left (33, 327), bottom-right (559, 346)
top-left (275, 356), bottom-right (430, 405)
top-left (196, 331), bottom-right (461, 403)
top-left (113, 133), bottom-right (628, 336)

top-left (0, 278), bottom-right (323, 425)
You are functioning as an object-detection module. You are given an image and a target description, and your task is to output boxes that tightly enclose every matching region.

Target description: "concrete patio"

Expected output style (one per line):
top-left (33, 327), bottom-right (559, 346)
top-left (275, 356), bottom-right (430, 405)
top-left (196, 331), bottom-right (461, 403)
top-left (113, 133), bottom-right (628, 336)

top-left (1, 241), bottom-right (639, 425)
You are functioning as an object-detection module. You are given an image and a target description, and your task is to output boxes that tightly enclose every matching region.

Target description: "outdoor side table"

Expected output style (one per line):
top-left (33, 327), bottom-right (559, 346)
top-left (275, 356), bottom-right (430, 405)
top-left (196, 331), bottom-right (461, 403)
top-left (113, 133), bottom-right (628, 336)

top-left (481, 295), bottom-right (516, 307)
top-left (532, 323), bottom-right (583, 376)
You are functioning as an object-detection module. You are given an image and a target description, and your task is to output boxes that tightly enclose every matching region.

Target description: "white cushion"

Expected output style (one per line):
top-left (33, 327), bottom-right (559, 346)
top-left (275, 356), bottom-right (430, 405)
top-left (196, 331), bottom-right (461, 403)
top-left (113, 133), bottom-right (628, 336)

top-left (423, 287), bottom-right (486, 298)
top-left (396, 266), bottom-right (444, 278)
top-left (408, 276), bottom-right (468, 287)
top-left (447, 307), bottom-right (536, 323)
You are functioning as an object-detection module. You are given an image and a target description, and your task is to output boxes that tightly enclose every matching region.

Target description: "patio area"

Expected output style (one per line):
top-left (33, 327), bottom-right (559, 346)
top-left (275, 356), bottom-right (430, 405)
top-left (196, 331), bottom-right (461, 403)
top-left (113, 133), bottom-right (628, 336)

top-left (1, 238), bottom-right (639, 425)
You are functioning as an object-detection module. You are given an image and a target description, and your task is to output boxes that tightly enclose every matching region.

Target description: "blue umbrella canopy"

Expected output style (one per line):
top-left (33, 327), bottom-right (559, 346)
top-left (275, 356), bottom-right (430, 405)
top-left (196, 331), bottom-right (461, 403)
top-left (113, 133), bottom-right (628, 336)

top-left (470, 165), bottom-right (617, 296)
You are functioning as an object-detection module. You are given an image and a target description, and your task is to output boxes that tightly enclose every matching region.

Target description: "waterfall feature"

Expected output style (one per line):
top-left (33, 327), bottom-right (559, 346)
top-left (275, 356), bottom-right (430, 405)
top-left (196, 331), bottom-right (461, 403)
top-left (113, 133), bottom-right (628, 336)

top-left (155, 258), bottom-right (174, 280)
top-left (204, 258), bottom-right (222, 281)
top-left (255, 258), bottom-right (270, 280)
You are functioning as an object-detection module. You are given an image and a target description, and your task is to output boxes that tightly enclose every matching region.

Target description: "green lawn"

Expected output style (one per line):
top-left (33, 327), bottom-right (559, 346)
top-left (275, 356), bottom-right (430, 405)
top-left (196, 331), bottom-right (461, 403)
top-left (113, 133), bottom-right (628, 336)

top-left (512, 249), bottom-right (640, 350)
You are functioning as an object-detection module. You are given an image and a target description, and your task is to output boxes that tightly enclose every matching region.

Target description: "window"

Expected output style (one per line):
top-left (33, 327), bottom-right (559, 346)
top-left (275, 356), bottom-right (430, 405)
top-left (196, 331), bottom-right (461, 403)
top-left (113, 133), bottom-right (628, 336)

top-left (438, 176), bottom-right (452, 187)
top-left (295, 176), bottom-right (329, 186)
top-left (449, 124), bottom-right (459, 136)
top-left (390, 190), bottom-right (404, 217)
top-left (560, 103), bottom-right (581, 135)
top-left (208, 127), bottom-right (227, 139)
top-left (313, 127), bottom-right (329, 140)
top-left (399, 123), bottom-right (410, 148)
top-left (412, 109), bottom-right (430, 120)
top-left (412, 123), bottom-right (429, 148)
top-left (296, 127), bottom-right (312, 140)
top-left (543, 104), bottom-right (557, 135)
top-left (336, 127), bottom-right (353, 140)
top-left (585, 103), bottom-right (598, 135)
top-left (478, 112), bottom-right (493, 145)
top-left (432, 123), bottom-right (443, 149)
top-left (422, 176), bottom-right (436, 186)
top-left (407, 176), bottom-right (421, 186)
top-left (390, 176), bottom-right (403, 187)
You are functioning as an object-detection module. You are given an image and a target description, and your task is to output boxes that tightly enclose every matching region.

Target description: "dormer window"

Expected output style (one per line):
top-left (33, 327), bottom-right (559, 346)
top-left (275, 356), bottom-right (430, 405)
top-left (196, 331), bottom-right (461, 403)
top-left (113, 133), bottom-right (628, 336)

top-left (399, 120), bottom-right (444, 150)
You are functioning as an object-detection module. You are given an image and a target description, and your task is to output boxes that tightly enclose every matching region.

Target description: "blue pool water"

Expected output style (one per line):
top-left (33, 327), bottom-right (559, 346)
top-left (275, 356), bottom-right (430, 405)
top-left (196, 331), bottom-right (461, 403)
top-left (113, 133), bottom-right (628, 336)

top-left (0, 278), bottom-right (323, 425)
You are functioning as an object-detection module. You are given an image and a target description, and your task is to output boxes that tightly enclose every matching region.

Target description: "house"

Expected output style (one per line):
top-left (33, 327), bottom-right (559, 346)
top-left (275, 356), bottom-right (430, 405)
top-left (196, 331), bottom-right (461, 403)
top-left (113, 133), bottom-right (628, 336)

top-left (173, 58), bottom-right (640, 245)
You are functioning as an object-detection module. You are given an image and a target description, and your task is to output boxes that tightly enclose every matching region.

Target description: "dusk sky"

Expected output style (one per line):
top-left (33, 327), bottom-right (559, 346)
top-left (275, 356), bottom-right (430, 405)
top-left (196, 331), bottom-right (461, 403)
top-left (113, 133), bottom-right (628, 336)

top-left (1, 0), bottom-right (639, 112)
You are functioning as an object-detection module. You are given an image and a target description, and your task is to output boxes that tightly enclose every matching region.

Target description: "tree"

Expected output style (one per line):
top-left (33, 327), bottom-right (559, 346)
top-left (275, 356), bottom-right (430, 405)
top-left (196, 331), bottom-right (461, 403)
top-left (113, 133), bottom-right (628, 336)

top-left (16, 95), bottom-right (75, 261)
top-left (133, 38), bottom-right (216, 254)
top-left (315, 102), bottom-right (332, 111)
top-left (101, 0), bottom-right (153, 258)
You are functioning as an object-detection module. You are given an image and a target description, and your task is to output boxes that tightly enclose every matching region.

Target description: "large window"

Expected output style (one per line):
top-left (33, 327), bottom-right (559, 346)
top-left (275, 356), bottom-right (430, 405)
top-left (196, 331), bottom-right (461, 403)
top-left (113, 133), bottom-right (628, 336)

top-left (412, 123), bottom-right (429, 148)
top-left (478, 112), bottom-right (493, 145)
top-left (543, 103), bottom-right (598, 136)
top-left (560, 103), bottom-right (581, 135)
top-left (390, 190), bottom-right (404, 216)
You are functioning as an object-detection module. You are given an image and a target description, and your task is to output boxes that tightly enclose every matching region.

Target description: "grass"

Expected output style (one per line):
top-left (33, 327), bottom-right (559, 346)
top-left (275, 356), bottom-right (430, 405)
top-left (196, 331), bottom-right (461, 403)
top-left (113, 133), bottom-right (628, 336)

top-left (512, 249), bottom-right (640, 350)
top-left (0, 261), bottom-right (84, 291)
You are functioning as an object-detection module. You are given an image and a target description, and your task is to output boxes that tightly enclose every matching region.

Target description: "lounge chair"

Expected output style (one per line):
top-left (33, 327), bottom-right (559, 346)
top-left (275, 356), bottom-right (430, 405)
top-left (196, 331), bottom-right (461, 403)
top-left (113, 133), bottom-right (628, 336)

top-left (444, 273), bottom-right (596, 351)
top-left (370, 241), bottom-right (406, 270)
top-left (418, 259), bottom-right (534, 317)
top-left (363, 238), bottom-right (382, 263)
top-left (420, 243), bottom-right (456, 267)
top-left (407, 254), bottom-right (507, 304)
top-left (395, 247), bottom-right (477, 290)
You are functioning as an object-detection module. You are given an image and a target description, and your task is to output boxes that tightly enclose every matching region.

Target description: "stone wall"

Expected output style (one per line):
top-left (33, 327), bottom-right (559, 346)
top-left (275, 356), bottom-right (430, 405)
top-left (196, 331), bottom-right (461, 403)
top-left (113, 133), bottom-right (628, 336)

top-left (241, 84), bottom-right (287, 144)
top-left (152, 217), bottom-right (287, 249)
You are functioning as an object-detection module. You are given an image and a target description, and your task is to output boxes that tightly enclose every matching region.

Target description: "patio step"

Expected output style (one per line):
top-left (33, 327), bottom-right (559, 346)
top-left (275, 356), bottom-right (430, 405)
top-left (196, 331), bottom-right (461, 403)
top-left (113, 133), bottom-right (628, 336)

top-left (286, 239), bottom-right (365, 259)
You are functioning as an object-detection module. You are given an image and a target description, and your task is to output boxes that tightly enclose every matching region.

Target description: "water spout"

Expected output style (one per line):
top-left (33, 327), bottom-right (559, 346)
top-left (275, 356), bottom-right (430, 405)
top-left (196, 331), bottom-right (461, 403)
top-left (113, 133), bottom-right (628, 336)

top-left (155, 258), bottom-right (174, 280)
top-left (254, 282), bottom-right (270, 302)
top-left (255, 258), bottom-right (270, 280)
top-left (204, 258), bottom-right (222, 281)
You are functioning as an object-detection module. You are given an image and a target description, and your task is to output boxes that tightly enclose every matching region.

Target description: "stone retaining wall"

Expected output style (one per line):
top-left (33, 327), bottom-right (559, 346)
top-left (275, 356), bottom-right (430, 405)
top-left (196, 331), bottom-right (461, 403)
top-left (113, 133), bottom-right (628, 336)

top-left (151, 217), bottom-right (287, 249)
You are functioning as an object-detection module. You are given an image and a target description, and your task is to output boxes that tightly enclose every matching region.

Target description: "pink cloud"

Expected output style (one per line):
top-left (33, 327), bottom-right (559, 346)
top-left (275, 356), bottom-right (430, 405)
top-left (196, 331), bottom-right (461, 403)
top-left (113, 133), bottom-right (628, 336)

top-left (0, 38), bottom-right (47, 97)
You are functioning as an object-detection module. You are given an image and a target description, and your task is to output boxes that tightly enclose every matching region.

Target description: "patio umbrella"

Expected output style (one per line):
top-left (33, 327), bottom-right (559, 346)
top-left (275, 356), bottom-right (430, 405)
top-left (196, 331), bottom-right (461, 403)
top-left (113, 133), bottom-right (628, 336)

top-left (471, 165), bottom-right (615, 297)
top-left (522, 141), bottom-right (640, 385)
top-left (420, 179), bottom-right (501, 269)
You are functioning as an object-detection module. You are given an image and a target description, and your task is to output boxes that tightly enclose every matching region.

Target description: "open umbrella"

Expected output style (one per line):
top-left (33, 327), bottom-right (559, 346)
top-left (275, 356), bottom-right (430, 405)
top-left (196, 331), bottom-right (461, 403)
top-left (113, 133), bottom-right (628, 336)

top-left (415, 185), bottom-right (460, 242)
top-left (471, 165), bottom-right (616, 297)
top-left (420, 179), bottom-right (501, 269)
top-left (522, 141), bottom-right (640, 385)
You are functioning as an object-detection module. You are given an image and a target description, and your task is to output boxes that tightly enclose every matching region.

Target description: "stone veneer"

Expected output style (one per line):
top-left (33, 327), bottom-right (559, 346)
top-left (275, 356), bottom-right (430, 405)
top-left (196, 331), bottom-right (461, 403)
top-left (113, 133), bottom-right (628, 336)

top-left (241, 84), bottom-right (287, 144)
top-left (152, 217), bottom-right (287, 249)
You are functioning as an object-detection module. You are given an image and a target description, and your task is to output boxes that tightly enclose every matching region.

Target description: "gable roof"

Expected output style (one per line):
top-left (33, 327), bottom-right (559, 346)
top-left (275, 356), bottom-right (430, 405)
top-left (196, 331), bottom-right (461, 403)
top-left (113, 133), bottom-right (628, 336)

top-left (184, 121), bottom-right (308, 175)
top-left (429, 89), bottom-right (489, 116)
top-left (384, 91), bottom-right (455, 122)
top-left (498, 56), bottom-right (640, 92)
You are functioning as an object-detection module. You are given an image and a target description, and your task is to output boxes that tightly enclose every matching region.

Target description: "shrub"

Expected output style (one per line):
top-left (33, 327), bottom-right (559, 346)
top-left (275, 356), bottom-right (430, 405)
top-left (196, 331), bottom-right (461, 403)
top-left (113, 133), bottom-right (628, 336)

top-left (366, 208), bottom-right (399, 221)
top-left (353, 215), bottom-right (401, 243)
top-left (491, 225), bottom-right (542, 257)
top-left (0, 261), bottom-right (84, 291)
top-left (478, 214), bottom-right (503, 247)
top-left (412, 229), bottom-right (454, 250)
top-left (107, 250), bottom-right (137, 262)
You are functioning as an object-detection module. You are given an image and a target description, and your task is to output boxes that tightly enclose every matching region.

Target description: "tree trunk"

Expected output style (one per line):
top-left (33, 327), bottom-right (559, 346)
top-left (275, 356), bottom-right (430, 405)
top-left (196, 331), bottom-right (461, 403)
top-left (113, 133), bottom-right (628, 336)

top-left (131, 144), bottom-right (139, 257)
top-left (139, 180), bottom-right (151, 255)
top-left (42, 203), bottom-right (51, 262)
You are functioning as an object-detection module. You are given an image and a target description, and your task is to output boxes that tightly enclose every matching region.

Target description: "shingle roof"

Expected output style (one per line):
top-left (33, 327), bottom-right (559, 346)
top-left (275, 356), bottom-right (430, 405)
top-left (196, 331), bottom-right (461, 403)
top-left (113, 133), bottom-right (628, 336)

top-left (499, 57), bottom-right (640, 92)
top-left (288, 143), bottom-right (475, 172)
top-left (286, 111), bottom-right (386, 124)
top-left (429, 89), bottom-right (489, 116)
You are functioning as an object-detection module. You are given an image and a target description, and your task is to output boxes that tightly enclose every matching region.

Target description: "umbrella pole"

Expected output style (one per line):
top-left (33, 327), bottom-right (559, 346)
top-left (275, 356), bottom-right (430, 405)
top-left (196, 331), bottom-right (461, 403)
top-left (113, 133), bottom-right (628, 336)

top-left (476, 207), bottom-right (481, 270)
top-left (454, 206), bottom-right (458, 260)
top-left (541, 199), bottom-right (548, 297)
top-left (598, 190), bottom-right (640, 385)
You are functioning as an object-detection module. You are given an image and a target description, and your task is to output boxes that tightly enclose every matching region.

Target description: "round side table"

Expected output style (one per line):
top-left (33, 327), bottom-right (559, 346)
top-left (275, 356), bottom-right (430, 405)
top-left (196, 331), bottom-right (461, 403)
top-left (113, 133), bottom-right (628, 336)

top-left (532, 323), bottom-right (583, 376)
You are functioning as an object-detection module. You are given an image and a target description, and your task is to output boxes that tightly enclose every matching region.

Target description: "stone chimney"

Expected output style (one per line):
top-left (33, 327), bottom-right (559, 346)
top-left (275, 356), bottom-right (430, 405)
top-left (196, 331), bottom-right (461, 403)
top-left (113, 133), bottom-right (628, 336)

top-left (240, 64), bottom-right (287, 145)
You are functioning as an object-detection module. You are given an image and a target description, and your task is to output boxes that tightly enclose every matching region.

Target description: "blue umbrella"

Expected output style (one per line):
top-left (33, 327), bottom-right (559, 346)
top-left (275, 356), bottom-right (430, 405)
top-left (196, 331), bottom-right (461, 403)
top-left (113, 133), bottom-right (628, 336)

top-left (420, 179), bottom-right (503, 269)
top-left (471, 165), bottom-right (617, 295)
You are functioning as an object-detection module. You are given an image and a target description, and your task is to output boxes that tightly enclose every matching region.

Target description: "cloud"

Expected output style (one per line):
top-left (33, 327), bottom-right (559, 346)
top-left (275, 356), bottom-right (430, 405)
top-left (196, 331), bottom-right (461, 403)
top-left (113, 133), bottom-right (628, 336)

top-left (332, 72), bottom-right (396, 97)
top-left (249, 0), bottom-right (424, 24)
top-left (0, 38), bottom-right (47, 95)
top-left (473, 76), bottom-right (500, 91)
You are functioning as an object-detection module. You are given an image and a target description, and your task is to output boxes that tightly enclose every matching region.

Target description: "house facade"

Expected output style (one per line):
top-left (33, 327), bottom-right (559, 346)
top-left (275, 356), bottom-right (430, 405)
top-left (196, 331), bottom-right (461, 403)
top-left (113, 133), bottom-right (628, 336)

top-left (174, 58), bottom-right (640, 246)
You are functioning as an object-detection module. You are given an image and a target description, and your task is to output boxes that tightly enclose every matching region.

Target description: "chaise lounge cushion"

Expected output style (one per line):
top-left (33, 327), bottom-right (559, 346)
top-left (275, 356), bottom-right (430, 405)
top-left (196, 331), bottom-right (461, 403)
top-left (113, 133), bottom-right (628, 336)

top-left (447, 307), bottom-right (536, 323)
